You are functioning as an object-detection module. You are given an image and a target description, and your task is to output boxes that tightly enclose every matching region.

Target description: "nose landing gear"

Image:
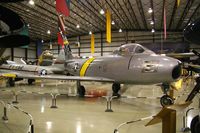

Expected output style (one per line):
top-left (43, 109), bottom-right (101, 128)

top-left (160, 83), bottom-right (174, 107)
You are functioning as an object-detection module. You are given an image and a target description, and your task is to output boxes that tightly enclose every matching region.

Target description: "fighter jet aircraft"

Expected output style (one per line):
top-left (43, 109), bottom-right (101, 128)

top-left (0, 43), bottom-right (182, 106)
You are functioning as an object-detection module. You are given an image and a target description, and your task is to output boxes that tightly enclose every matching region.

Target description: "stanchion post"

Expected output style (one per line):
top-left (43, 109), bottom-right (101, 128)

top-left (50, 94), bottom-right (58, 108)
top-left (28, 119), bottom-right (34, 133)
top-left (104, 96), bottom-right (117, 112)
top-left (162, 109), bottom-right (176, 133)
top-left (2, 106), bottom-right (8, 121)
top-left (12, 93), bottom-right (19, 104)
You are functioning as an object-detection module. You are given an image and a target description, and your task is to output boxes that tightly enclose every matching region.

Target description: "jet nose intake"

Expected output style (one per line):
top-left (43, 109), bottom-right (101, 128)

top-left (172, 62), bottom-right (182, 80)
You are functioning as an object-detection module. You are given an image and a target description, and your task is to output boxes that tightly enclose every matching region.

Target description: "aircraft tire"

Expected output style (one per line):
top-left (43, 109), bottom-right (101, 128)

top-left (8, 78), bottom-right (15, 87)
top-left (190, 115), bottom-right (200, 133)
top-left (160, 95), bottom-right (174, 107)
top-left (28, 79), bottom-right (35, 85)
top-left (112, 83), bottom-right (121, 97)
top-left (78, 85), bottom-right (85, 97)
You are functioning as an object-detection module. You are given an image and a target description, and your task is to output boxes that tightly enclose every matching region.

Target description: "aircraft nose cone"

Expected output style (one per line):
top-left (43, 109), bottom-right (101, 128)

top-left (172, 62), bottom-right (182, 80)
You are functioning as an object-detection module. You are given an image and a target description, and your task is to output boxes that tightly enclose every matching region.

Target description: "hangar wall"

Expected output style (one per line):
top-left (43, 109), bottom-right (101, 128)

top-left (2, 43), bottom-right (36, 64)
top-left (6, 31), bottom-right (196, 62)
top-left (43, 31), bottom-right (184, 57)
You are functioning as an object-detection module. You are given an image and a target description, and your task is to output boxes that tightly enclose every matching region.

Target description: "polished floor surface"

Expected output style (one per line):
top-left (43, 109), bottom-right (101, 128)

top-left (0, 80), bottom-right (199, 133)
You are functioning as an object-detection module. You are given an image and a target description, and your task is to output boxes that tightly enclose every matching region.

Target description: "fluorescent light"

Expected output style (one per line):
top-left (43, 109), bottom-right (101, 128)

top-left (148, 8), bottom-right (153, 13)
top-left (76, 24), bottom-right (80, 28)
top-left (100, 9), bottom-right (105, 15)
top-left (151, 29), bottom-right (155, 33)
top-left (111, 21), bottom-right (115, 25)
top-left (47, 30), bottom-right (51, 34)
top-left (150, 21), bottom-right (154, 25)
top-left (29, 0), bottom-right (35, 5)
top-left (89, 31), bottom-right (92, 35)
top-left (119, 29), bottom-right (122, 32)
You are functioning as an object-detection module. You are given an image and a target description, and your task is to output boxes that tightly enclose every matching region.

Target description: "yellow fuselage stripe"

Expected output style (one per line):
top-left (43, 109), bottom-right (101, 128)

top-left (80, 57), bottom-right (95, 77)
top-left (2, 73), bottom-right (16, 78)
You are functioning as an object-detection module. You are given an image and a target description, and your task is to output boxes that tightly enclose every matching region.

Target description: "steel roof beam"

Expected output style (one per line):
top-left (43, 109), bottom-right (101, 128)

top-left (16, 3), bottom-right (84, 34)
top-left (176, 0), bottom-right (195, 30)
top-left (76, 0), bottom-right (105, 27)
top-left (126, 0), bottom-right (141, 29)
top-left (184, 2), bottom-right (200, 27)
top-left (40, 0), bottom-right (89, 32)
top-left (93, 0), bottom-right (120, 29)
top-left (70, 0), bottom-right (102, 31)
top-left (160, 0), bottom-right (166, 29)
top-left (105, 0), bottom-right (128, 29)
top-left (36, 2), bottom-right (86, 33)
top-left (115, 0), bottom-right (134, 29)
top-left (168, 0), bottom-right (178, 30)
top-left (4, 4), bottom-right (78, 36)
top-left (135, 0), bottom-right (148, 29)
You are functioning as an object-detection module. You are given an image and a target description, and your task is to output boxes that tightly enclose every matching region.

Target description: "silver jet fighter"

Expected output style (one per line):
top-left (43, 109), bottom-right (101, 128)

top-left (57, 43), bottom-right (182, 106)
top-left (0, 43), bottom-right (182, 106)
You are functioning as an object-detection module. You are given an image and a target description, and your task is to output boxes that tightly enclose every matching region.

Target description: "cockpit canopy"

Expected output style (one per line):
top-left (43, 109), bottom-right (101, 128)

top-left (113, 43), bottom-right (155, 55)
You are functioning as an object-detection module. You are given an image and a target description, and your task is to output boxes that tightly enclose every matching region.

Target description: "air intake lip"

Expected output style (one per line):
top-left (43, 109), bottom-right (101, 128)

top-left (172, 63), bottom-right (182, 80)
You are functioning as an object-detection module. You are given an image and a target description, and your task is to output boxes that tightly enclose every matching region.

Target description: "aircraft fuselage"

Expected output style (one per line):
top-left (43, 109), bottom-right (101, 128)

top-left (65, 54), bottom-right (181, 84)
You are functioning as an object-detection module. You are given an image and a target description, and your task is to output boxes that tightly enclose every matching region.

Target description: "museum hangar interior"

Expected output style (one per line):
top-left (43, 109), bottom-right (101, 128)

top-left (0, 0), bottom-right (200, 133)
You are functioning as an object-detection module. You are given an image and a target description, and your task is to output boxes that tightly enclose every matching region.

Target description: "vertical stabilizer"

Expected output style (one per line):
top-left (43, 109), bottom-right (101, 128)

top-left (54, 45), bottom-right (73, 65)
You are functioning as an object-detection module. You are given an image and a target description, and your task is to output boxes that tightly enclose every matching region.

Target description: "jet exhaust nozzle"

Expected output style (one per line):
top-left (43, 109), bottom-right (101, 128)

top-left (172, 63), bottom-right (182, 80)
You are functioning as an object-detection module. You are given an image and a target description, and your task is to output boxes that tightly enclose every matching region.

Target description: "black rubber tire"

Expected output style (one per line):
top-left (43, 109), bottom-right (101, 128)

top-left (8, 78), bottom-right (15, 87)
top-left (160, 95), bottom-right (174, 107)
top-left (28, 79), bottom-right (35, 85)
top-left (190, 115), bottom-right (200, 133)
top-left (112, 83), bottom-right (121, 98)
top-left (78, 85), bottom-right (85, 97)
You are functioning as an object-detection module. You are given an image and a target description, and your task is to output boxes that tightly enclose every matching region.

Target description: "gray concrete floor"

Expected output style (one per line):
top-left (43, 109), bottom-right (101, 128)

top-left (0, 80), bottom-right (199, 133)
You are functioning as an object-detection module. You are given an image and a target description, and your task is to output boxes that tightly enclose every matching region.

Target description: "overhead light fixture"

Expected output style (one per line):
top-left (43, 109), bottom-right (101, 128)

top-left (27, 24), bottom-right (30, 27)
top-left (76, 24), bottom-right (80, 28)
top-left (100, 9), bottom-right (105, 15)
top-left (148, 8), bottom-right (153, 13)
top-left (151, 29), bottom-right (155, 33)
top-left (41, 40), bottom-right (44, 43)
top-left (29, 0), bottom-right (35, 5)
top-left (111, 21), bottom-right (115, 25)
top-left (47, 30), bottom-right (51, 34)
top-left (119, 29), bottom-right (122, 32)
top-left (89, 31), bottom-right (92, 35)
top-left (150, 21), bottom-right (154, 25)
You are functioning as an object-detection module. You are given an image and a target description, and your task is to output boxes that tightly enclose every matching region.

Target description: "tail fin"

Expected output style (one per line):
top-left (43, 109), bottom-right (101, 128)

top-left (54, 45), bottom-right (73, 65)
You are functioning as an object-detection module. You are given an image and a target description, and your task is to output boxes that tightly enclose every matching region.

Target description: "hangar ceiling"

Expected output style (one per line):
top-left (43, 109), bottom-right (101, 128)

top-left (1, 0), bottom-right (200, 41)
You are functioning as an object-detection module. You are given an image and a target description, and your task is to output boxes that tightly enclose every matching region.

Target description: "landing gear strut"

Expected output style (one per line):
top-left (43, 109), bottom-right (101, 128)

top-left (77, 81), bottom-right (85, 97)
top-left (160, 83), bottom-right (174, 107)
top-left (7, 78), bottom-right (15, 87)
top-left (78, 85), bottom-right (85, 97)
top-left (28, 79), bottom-right (35, 85)
top-left (112, 83), bottom-right (121, 97)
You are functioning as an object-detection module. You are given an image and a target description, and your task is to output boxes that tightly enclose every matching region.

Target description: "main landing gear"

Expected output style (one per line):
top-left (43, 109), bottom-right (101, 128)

top-left (112, 83), bottom-right (121, 97)
top-left (160, 83), bottom-right (174, 107)
top-left (77, 81), bottom-right (85, 97)
top-left (28, 79), bottom-right (35, 85)
top-left (7, 78), bottom-right (15, 87)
